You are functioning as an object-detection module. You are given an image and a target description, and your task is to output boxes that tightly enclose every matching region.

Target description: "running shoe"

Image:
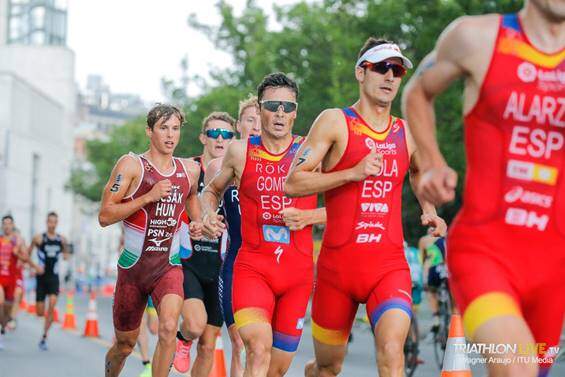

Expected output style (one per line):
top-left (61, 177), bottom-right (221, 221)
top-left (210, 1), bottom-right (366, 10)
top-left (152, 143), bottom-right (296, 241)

top-left (5, 319), bottom-right (16, 331)
top-left (173, 338), bottom-right (192, 373)
top-left (139, 363), bottom-right (152, 377)
top-left (38, 338), bottom-right (48, 351)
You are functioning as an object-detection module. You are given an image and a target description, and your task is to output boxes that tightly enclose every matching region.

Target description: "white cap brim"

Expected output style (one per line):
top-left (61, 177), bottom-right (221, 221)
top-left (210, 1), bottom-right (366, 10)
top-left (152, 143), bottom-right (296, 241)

top-left (355, 43), bottom-right (413, 69)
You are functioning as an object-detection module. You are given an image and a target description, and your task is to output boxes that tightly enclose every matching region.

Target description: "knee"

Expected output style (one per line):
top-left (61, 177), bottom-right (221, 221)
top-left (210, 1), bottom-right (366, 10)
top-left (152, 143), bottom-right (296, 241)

top-left (115, 337), bottom-right (136, 358)
top-left (377, 339), bottom-right (404, 367)
top-left (182, 317), bottom-right (206, 339)
top-left (318, 361), bottom-right (343, 377)
top-left (196, 340), bottom-right (216, 359)
top-left (232, 337), bottom-right (244, 355)
top-left (158, 316), bottom-right (178, 343)
top-left (244, 338), bottom-right (271, 364)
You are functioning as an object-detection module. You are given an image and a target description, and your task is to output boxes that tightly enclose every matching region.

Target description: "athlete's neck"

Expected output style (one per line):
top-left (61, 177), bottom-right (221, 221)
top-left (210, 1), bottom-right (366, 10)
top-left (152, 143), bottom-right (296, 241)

top-left (353, 99), bottom-right (392, 132)
top-left (46, 230), bottom-right (57, 238)
top-left (144, 149), bottom-right (175, 174)
top-left (520, 4), bottom-right (565, 53)
top-left (261, 133), bottom-right (293, 155)
top-left (201, 150), bottom-right (215, 170)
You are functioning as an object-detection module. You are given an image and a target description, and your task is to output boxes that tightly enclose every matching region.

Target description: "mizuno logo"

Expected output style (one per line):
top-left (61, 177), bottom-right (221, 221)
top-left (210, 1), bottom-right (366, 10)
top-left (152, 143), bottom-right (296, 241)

top-left (148, 237), bottom-right (171, 247)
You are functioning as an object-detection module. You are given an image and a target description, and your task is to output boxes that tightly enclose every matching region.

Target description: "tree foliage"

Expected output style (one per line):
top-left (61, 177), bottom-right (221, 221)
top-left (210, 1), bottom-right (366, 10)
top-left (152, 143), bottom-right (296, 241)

top-left (71, 0), bottom-right (523, 243)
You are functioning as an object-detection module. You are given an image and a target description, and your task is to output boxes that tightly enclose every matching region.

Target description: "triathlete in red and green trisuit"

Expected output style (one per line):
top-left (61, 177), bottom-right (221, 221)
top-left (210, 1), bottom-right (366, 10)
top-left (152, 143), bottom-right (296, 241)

top-left (115, 153), bottom-right (190, 331)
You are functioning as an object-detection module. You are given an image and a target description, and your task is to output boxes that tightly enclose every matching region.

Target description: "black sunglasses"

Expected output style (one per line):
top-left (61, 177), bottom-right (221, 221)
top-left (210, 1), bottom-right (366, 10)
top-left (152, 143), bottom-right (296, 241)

top-left (205, 128), bottom-right (234, 139)
top-left (260, 100), bottom-right (298, 113)
top-left (362, 61), bottom-right (406, 78)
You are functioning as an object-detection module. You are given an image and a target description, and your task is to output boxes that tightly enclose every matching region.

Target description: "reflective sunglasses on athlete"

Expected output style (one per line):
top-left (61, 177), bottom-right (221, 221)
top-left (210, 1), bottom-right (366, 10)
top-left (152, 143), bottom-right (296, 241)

top-left (205, 128), bottom-right (235, 139)
top-left (362, 61), bottom-right (407, 78)
top-left (260, 100), bottom-right (298, 113)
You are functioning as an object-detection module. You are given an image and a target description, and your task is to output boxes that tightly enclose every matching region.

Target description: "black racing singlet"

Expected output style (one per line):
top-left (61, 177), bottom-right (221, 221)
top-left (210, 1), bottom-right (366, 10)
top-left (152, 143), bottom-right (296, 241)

top-left (222, 185), bottom-right (241, 270)
top-left (38, 233), bottom-right (64, 278)
top-left (181, 156), bottom-right (228, 281)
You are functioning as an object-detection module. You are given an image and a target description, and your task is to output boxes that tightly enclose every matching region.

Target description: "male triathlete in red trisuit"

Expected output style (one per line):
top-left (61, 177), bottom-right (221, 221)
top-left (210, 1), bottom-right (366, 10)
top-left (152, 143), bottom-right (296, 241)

top-left (285, 39), bottom-right (445, 377)
top-left (403, 1), bottom-right (564, 376)
top-left (202, 73), bottom-right (326, 377)
top-left (99, 104), bottom-right (202, 377)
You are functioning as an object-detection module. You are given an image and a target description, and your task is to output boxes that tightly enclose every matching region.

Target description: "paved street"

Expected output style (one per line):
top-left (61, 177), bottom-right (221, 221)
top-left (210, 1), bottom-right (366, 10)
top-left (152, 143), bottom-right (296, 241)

top-left (1, 291), bottom-right (563, 376)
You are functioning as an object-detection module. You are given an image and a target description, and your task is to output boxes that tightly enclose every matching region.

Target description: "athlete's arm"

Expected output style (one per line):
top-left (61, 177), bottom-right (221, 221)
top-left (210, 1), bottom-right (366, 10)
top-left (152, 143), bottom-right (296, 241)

top-left (26, 234), bottom-right (44, 274)
top-left (201, 141), bottom-right (244, 238)
top-left (402, 16), bottom-right (482, 205)
top-left (285, 109), bottom-right (383, 197)
top-left (280, 207), bottom-right (327, 231)
top-left (408, 150), bottom-right (448, 237)
top-left (98, 154), bottom-right (171, 227)
top-left (183, 159), bottom-right (203, 240)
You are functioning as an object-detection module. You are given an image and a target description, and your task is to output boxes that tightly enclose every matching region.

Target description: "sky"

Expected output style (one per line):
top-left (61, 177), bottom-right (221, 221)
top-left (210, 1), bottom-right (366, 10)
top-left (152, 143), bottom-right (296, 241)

top-left (67, 0), bottom-right (300, 103)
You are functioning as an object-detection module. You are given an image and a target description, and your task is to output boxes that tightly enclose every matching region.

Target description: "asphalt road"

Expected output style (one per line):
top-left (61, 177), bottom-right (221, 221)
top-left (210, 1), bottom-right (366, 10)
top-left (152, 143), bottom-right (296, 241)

top-left (1, 291), bottom-right (563, 376)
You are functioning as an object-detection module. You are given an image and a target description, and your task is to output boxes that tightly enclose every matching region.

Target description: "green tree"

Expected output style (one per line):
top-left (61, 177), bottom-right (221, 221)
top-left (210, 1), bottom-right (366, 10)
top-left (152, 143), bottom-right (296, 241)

top-left (71, 0), bottom-right (523, 243)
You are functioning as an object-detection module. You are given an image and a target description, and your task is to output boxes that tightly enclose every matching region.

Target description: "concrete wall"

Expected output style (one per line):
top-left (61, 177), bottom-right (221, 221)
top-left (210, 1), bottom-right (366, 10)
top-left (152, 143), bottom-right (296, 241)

top-left (0, 0), bottom-right (7, 46)
top-left (0, 72), bottom-right (72, 240)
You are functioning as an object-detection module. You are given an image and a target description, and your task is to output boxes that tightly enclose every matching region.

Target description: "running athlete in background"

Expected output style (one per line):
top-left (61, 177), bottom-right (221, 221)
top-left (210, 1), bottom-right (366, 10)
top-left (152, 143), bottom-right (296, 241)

top-left (402, 1), bottom-right (564, 375)
top-left (202, 73), bottom-right (326, 377)
top-left (418, 229), bottom-right (446, 333)
top-left (98, 104), bottom-right (202, 377)
top-left (285, 39), bottom-right (446, 377)
top-left (28, 211), bottom-right (70, 351)
top-left (0, 215), bottom-right (27, 349)
top-left (204, 95), bottom-right (261, 377)
top-left (173, 112), bottom-right (236, 377)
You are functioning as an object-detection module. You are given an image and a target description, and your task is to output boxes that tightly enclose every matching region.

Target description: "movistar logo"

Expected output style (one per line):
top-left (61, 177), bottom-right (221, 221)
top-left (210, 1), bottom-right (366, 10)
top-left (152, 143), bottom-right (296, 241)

top-left (262, 225), bottom-right (290, 244)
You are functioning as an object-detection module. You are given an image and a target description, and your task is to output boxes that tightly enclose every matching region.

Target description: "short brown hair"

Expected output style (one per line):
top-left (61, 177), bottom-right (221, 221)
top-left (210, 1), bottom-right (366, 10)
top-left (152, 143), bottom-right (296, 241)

top-left (147, 103), bottom-right (185, 130)
top-left (358, 37), bottom-right (395, 60)
top-left (201, 112), bottom-right (236, 133)
top-left (47, 211), bottom-right (58, 218)
top-left (238, 95), bottom-right (259, 120)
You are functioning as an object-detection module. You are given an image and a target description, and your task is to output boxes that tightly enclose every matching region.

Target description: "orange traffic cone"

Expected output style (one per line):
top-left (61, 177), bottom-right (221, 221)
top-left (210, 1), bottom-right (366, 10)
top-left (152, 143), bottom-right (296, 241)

top-left (441, 314), bottom-right (472, 376)
top-left (83, 291), bottom-right (100, 337)
top-left (62, 292), bottom-right (77, 330)
top-left (209, 333), bottom-right (227, 377)
top-left (19, 295), bottom-right (28, 311)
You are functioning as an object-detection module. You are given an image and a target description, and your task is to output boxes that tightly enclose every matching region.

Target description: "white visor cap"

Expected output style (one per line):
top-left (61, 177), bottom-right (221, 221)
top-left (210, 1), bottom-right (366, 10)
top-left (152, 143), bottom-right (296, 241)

top-left (355, 43), bottom-right (413, 69)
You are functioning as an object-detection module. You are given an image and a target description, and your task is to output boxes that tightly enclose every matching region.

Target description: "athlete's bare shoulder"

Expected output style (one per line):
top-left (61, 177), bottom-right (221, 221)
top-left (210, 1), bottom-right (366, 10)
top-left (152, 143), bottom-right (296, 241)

top-left (179, 157), bottom-right (201, 182)
top-left (437, 14), bottom-right (500, 69)
top-left (310, 108), bottom-right (346, 140)
top-left (114, 153), bottom-right (140, 178)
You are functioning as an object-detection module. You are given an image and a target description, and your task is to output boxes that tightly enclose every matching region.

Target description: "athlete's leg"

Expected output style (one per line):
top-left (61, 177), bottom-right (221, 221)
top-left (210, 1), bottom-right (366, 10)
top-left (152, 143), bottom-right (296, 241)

top-left (233, 257), bottom-right (275, 377)
top-left (306, 275), bottom-right (357, 377)
top-left (180, 299), bottom-right (207, 340)
top-left (0, 286), bottom-right (6, 330)
top-left (35, 279), bottom-right (46, 317)
top-left (192, 325), bottom-right (222, 377)
top-left (366, 268), bottom-right (412, 377)
top-left (192, 278), bottom-right (224, 377)
top-left (137, 313), bottom-right (151, 364)
top-left (228, 324), bottom-right (245, 377)
top-left (151, 267), bottom-right (184, 377)
top-left (268, 278), bottom-right (312, 377)
top-left (519, 272), bottom-right (564, 377)
top-left (220, 264), bottom-right (244, 377)
top-left (106, 327), bottom-right (140, 377)
top-left (448, 244), bottom-right (538, 377)
top-left (152, 293), bottom-right (183, 377)
top-left (9, 285), bottom-right (22, 323)
top-left (146, 300), bottom-right (159, 335)
top-left (42, 294), bottom-right (58, 338)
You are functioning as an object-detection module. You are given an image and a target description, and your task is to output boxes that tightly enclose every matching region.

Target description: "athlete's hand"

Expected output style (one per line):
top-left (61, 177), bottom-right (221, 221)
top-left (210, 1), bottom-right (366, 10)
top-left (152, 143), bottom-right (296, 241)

top-left (349, 145), bottom-right (383, 182)
top-left (280, 207), bottom-right (311, 231)
top-left (421, 213), bottom-right (447, 237)
top-left (188, 221), bottom-right (204, 240)
top-left (146, 179), bottom-right (172, 202)
top-left (418, 166), bottom-right (457, 206)
top-left (202, 212), bottom-right (226, 239)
